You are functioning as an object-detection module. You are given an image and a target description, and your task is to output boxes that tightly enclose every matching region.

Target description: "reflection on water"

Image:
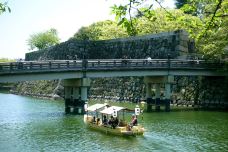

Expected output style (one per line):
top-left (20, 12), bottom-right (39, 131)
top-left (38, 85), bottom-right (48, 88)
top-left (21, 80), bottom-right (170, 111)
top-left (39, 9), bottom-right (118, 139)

top-left (0, 93), bottom-right (228, 152)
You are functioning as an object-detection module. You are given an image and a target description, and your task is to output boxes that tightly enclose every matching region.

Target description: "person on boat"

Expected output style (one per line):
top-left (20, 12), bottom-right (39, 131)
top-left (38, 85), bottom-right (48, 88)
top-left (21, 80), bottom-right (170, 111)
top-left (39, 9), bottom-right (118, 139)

top-left (103, 115), bottom-right (108, 126)
top-left (93, 116), bottom-right (96, 123)
top-left (108, 116), bottom-right (115, 129)
top-left (96, 118), bottom-right (100, 125)
top-left (113, 117), bottom-right (119, 129)
top-left (131, 114), bottom-right (138, 127)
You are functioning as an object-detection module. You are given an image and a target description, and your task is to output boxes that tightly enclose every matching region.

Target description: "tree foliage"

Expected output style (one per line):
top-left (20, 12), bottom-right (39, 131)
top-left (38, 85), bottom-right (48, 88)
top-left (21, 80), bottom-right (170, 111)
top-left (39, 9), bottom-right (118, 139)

top-left (0, 2), bottom-right (10, 14)
top-left (73, 20), bottom-right (128, 40)
top-left (175, 0), bottom-right (188, 9)
top-left (27, 28), bottom-right (60, 50)
top-left (111, 0), bottom-right (228, 59)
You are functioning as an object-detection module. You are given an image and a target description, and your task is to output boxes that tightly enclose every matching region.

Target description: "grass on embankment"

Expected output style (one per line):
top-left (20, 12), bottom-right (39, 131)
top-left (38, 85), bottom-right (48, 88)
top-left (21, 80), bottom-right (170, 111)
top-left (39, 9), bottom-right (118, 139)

top-left (0, 58), bottom-right (15, 62)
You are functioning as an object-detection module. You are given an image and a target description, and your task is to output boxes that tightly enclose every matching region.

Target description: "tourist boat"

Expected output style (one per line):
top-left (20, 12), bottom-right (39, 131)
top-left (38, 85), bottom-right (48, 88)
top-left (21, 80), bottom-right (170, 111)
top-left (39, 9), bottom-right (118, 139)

top-left (83, 103), bottom-right (145, 136)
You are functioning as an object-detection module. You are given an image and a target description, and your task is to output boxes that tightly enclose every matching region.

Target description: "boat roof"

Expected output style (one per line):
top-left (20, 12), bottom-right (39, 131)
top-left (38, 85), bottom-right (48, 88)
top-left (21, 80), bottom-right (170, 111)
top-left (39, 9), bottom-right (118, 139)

top-left (100, 106), bottom-right (126, 115)
top-left (87, 103), bottom-right (107, 112)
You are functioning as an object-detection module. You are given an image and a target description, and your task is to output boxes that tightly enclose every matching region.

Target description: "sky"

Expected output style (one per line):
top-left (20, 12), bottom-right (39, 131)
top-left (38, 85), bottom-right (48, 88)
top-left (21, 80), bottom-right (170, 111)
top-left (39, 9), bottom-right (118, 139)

top-left (0, 0), bottom-right (175, 59)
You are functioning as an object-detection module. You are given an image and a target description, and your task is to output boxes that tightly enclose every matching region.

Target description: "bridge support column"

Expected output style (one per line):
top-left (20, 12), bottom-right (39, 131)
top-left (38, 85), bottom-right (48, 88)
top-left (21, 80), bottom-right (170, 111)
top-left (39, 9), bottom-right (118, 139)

top-left (146, 83), bottom-right (153, 112)
top-left (64, 86), bottom-right (72, 114)
top-left (165, 83), bottom-right (171, 112)
top-left (80, 78), bottom-right (91, 114)
top-left (72, 87), bottom-right (80, 113)
top-left (63, 78), bottom-right (91, 114)
top-left (155, 83), bottom-right (161, 111)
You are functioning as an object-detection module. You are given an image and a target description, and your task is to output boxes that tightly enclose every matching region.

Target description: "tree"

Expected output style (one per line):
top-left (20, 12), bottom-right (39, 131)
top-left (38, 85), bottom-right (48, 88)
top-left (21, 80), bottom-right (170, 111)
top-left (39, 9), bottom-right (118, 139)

top-left (73, 20), bottom-right (128, 40)
top-left (0, 2), bottom-right (10, 14)
top-left (111, 0), bottom-right (228, 59)
top-left (27, 28), bottom-right (60, 50)
top-left (175, 0), bottom-right (188, 9)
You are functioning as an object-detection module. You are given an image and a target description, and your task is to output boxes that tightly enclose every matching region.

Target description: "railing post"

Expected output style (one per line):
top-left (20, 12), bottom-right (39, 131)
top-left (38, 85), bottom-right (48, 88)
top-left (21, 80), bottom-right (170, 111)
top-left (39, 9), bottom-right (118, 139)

top-left (21, 62), bottom-right (23, 70)
top-left (10, 63), bottom-right (13, 71)
top-left (30, 62), bottom-right (33, 70)
top-left (82, 59), bottom-right (87, 70)
top-left (168, 54), bottom-right (170, 73)
top-left (66, 61), bottom-right (69, 68)
top-left (82, 59), bottom-right (88, 78)
top-left (49, 62), bottom-right (52, 69)
top-left (17, 62), bottom-right (23, 70)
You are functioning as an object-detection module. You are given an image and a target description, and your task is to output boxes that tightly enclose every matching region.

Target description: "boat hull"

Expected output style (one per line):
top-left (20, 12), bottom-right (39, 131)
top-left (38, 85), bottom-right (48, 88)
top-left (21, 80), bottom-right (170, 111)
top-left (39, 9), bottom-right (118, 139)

top-left (84, 115), bottom-right (144, 136)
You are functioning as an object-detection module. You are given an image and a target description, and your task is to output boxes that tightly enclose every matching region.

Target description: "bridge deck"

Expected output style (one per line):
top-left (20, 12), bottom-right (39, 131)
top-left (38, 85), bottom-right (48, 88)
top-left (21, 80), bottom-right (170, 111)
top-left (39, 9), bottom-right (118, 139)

top-left (0, 59), bottom-right (225, 72)
top-left (0, 59), bottom-right (227, 82)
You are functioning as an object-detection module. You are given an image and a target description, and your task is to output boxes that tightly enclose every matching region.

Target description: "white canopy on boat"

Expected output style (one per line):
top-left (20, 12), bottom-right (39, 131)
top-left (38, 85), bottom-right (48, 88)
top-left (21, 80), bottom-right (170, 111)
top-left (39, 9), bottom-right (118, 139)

top-left (100, 106), bottom-right (125, 115)
top-left (87, 104), bottom-right (107, 112)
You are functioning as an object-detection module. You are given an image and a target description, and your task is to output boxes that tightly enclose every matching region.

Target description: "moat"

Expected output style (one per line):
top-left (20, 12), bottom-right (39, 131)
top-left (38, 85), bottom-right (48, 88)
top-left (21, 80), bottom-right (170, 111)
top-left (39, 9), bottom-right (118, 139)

top-left (0, 93), bottom-right (228, 152)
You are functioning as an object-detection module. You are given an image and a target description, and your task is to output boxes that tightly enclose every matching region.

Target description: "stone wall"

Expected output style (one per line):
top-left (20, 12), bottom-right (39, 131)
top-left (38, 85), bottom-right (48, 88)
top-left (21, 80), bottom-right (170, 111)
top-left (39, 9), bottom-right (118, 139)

top-left (90, 77), bottom-right (145, 102)
top-left (199, 76), bottom-right (228, 109)
top-left (25, 30), bottom-right (193, 61)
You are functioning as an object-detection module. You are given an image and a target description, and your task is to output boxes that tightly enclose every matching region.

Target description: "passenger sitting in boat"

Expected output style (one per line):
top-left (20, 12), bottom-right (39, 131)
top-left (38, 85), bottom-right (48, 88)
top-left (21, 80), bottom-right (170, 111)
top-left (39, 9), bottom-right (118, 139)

top-left (108, 116), bottom-right (115, 129)
top-left (111, 117), bottom-right (119, 129)
top-left (130, 114), bottom-right (138, 127)
top-left (93, 116), bottom-right (96, 123)
top-left (103, 115), bottom-right (108, 126)
top-left (96, 118), bottom-right (100, 125)
top-left (119, 119), bottom-right (126, 127)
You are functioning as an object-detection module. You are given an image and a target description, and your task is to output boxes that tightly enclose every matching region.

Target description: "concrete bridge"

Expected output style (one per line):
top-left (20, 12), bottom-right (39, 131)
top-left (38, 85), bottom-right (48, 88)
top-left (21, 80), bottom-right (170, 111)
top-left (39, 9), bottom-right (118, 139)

top-left (0, 59), bottom-right (227, 113)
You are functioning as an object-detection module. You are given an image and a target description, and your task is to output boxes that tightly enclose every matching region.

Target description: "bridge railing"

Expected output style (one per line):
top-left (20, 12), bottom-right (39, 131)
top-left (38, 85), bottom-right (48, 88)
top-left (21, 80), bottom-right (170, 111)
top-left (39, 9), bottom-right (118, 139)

top-left (87, 59), bottom-right (170, 69)
top-left (0, 59), bottom-right (225, 73)
top-left (86, 59), bottom-right (223, 69)
top-left (0, 60), bottom-right (83, 72)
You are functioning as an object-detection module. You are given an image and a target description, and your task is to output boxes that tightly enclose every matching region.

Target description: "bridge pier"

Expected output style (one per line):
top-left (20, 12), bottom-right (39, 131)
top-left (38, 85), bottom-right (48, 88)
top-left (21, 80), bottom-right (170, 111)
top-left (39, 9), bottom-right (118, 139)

top-left (64, 86), bottom-right (71, 113)
top-left (155, 83), bottom-right (161, 111)
top-left (146, 83), bottom-right (153, 112)
top-left (72, 87), bottom-right (79, 113)
top-left (164, 83), bottom-right (171, 112)
top-left (144, 76), bottom-right (174, 112)
top-left (63, 78), bottom-right (91, 114)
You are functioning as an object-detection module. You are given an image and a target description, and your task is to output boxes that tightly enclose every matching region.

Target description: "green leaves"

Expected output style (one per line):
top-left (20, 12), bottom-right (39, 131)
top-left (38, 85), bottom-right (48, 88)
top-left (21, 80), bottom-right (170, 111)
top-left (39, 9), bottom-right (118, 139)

top-left (27, 28), bottom-right (60, 51)
top-left (0, 2), bottom-right (11, 14)
top-left (111, 4), bottom-right (137, 35)
top-left (73, 20), bottom-right (128, 40)
top-left (111, 4), bottom-right (127, 20)
top-left (110, 0), bottom-right (228, 59)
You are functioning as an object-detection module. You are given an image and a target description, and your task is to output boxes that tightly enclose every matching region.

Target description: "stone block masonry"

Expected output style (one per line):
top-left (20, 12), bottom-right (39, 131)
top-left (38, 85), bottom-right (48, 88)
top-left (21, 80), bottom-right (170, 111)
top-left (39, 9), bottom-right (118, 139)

top-left (25, 30), bottom-right (194, 61)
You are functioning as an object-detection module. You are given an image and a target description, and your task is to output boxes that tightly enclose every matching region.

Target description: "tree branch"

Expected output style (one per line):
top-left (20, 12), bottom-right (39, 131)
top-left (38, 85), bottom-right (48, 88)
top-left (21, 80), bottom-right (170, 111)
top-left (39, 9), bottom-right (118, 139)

top-left (201, 0), bottom-right (224, 38)
top-left (154, 0), bottom-right (176, 19)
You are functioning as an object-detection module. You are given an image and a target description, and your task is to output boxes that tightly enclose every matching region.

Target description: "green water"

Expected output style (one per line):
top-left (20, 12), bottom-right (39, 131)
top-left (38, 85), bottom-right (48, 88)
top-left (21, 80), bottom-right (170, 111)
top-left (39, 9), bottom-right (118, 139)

top-left (0, 93), bottom-right (228, 152)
